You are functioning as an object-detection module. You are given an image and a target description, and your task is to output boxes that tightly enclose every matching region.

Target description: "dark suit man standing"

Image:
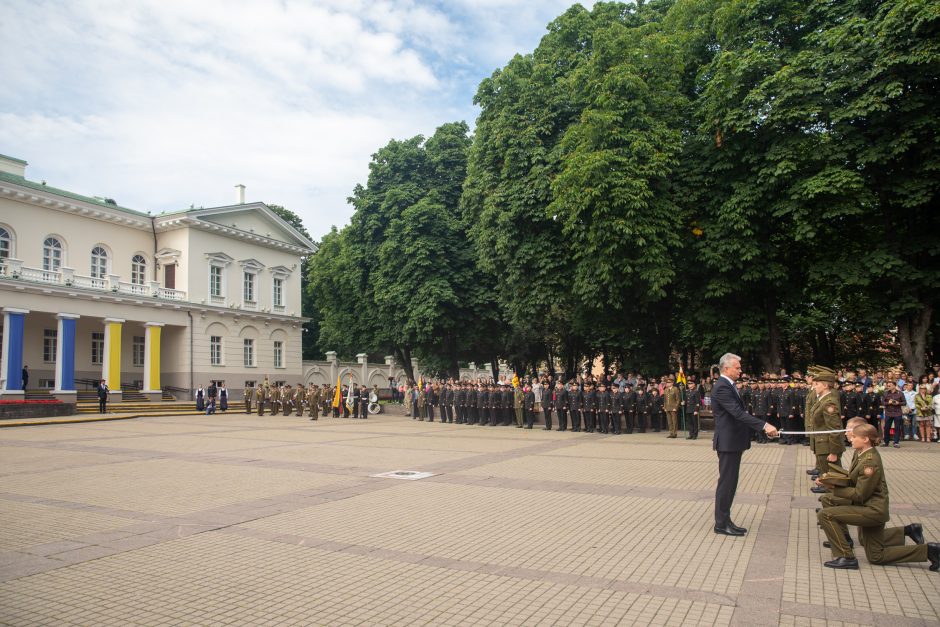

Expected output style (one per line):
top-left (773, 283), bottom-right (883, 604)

top-left (713, 353), bottom-right (778, 536)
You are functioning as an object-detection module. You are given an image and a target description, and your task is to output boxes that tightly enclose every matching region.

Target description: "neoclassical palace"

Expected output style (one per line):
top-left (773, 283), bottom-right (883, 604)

top-left (0, 153), bottom-right (316, 402)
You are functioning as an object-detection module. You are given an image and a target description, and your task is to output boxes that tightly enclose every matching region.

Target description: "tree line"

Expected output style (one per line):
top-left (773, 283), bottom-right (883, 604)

top-left (301, 0), bottom-right (939, 382)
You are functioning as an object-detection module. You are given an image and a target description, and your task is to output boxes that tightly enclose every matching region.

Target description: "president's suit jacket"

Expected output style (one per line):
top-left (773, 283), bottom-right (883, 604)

top-left (712, 376), bottom-right (767, 453)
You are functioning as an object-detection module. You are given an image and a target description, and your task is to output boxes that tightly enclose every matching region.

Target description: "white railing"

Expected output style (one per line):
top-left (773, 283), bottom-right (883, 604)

top-left (209, 294), bottom-right (225, 305)
top-left (242, 300), bottom-right (258, 311)
top-left (118, 281), bottom-right (148, 296)
top-left (72, 274), bottom-right (107, 290)
top-left (19, 266), bottom-right (61, 284)
top-left (158, 287), bottom-right (185, 301)
top-left (0, 261), bottom-right (187, 302)
top-left (273, 304), bottom-right (286, 313)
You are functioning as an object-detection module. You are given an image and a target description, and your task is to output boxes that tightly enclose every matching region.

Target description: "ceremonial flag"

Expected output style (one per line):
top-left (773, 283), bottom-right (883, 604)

top-left (332, 374), bottom-right (342, 408)
top-left (345, 374), bottom-right (354, 409)
top-left (512, 373), bottom-right (519, 388)
top-left (677, 366), bottom-right (687, 385)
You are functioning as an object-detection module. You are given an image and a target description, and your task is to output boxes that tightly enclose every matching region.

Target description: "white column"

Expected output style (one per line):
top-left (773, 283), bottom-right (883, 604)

top-left (326, 351), bottom-right (337, 384)
top-left (357, 353), bottom-right (368, 387)
top-left (384, 355), bottom-right (395, 387)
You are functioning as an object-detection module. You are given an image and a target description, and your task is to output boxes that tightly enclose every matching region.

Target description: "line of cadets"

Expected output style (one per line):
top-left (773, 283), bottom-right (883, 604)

top-left (243, 380), bottom-right (375, 419)
top-left (407, 378), bottom-right (701, 438)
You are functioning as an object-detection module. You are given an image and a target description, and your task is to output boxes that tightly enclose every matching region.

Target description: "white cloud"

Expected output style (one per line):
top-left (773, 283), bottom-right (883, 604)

top-left (0, 0), bottom-right (588, 239)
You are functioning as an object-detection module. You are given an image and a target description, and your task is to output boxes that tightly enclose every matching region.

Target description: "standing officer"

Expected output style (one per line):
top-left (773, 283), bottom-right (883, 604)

top-left (623, 384), bottom-right (636, 433)
top-left (308, 384), bottom-right (320, 420)
top-left (256, 383), bottom-right (267, 416)
top-left (664, 378), bottom-right (681, 438)
top-left (524, 384), bottom-right (537, 429)
top-left (777, 381), bottom-right (795, 444)
top-left (634, 387), bottom-right (649, 433)
top-left (513, 384), bottom-right (524, 428)
top-left (244, 384), bottom-right (254, 414)
top-left (295, 384), bottom-right (306, 417)
top-left (610, 384), bottom-right (623, 435)
top-left (568, 381), bottom-right (582, 432)
top-left (490, 384), bottom-right (501, 426)
top-left (270, 383), bottom-right (281, 415)
top-left (583, 382), bottom-right (597, 433)
top-left (542, 382), bottom-right (554, 430)
top-left (596, 383), bottom-right (610, 433)
top-left (555, 380), bottom-right (569, 431)
top-left (809, 366), bottom-right (844, 493)
top-left (684, 380), bottom-right (700, 439)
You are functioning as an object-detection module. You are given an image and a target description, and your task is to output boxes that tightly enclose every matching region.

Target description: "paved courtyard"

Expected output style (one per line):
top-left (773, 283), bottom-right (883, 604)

top-left (0, 410), bottom-right (938, 626)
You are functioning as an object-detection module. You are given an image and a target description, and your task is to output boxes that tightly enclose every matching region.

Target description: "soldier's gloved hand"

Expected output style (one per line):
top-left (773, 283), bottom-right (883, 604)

top-left (764, 423), bottom-right (779, 438)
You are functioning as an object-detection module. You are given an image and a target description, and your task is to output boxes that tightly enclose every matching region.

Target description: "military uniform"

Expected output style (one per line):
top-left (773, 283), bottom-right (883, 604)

top-left (542, 384), bottom-right (554, 430)
top-left (513, 386), bottom-right (524, 427)
top-left (295, 385), bottom-right (306, 416)
top-left (583, 385), bottom-right (597, 433)
top-left (664, 383), bottom-right (681, 438)
top-left (270, 385), bottom-right (280, 415)
top-left (555, 384), bottom-right (569, 431)
top-left (610, 387), bottom-right (622, 434)
top-left (818, 446), bottom-right (937, 569)
top-left (244, 386), bottom-right (254, 414)
top-left (634, 391), bottom-right (649, 433)
top-left (595, 385), bottom-right (610, 433)
top-left (308, 385), bottom-right (320, 419)
top-left (622, 387), bottom-right (635, 433)
top-left (684, 384), bottom-right (700, 439)
top-left (810, 383), bottom-right (844, 476)
top-left (282, 386), bottom-right (293, 416)
top-left (568, 385), bottom-right (582, 432)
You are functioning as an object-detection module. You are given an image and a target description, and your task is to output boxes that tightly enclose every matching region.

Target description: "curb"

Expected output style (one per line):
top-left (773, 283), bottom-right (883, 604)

top-left (0, 412), bottom-right (205, 428)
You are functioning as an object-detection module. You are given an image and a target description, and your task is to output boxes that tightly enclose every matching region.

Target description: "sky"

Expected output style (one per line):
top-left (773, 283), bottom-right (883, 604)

top-left (0, 0), bottom-right (588, 241)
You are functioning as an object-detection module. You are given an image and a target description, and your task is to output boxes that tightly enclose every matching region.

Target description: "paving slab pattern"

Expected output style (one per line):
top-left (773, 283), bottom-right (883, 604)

top-left (0, 410), bottom-right (938, 626)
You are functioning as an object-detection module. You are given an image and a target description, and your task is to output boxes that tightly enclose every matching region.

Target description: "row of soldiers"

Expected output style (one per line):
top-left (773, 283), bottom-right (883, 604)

top-left (409, 379), bottom-right (701, 437)
top-left (736, 377), bottom-right (883, 444)
top-left (243, 381), bottom-right (374, 419)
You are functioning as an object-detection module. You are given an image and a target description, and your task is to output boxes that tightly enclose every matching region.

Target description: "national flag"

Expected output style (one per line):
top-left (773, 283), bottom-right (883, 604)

top-left (332, 374), bottom-right (342, 408)
top-left (677, 366), bottom-right (687, 385)
top-left (345, 374), bottom-right (354, 409)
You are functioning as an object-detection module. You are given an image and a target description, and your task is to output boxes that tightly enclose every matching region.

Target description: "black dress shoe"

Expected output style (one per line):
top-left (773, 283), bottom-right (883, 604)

top-left (810, 486), bottom-right (827, 493)
top-left (728, 522), bottom-right (747, 534)
top-left (906, 523), bottom-right (925, 545)
top-left (928, 543), bottom-right (939, 571)
top-left (542, 427), bottom-right (551, 430)
top-left (824, 557), bottom-right (858, 569)
top-left (714, 525), bottom-right (746, 537)
top-left (806, 469), bottom-right (819, 475)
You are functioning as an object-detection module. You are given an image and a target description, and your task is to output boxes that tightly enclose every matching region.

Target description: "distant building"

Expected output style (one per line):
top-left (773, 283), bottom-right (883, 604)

top-left (0, 153), bottom-right (316, 402)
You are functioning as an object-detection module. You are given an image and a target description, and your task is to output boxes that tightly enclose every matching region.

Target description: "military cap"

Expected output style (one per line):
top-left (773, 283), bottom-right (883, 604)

top-left (812, 366), bottom-right (837, 383)
top-left (818, 463), bottom-right (850, 487)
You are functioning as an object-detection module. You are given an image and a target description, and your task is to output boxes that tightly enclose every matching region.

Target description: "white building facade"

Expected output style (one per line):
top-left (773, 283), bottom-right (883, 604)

top-left (0, 154), bottom-right (316, 402)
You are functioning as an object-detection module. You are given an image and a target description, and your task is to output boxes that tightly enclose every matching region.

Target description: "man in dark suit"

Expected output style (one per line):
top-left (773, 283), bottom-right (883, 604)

top-left (713, 353), bottom-right (778, 536)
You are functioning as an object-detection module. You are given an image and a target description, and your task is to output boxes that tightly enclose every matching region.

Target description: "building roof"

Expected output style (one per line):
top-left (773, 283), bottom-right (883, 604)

top-left (0, 170), bottom-right (150, 217)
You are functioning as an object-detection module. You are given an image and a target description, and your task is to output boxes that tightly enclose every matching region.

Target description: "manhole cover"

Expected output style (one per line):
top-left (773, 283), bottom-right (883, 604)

top-left (371, 470), bottom-right (437, 481)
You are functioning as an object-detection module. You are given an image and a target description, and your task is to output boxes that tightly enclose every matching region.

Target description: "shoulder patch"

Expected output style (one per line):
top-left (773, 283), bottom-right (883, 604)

top-left (825, 405), bottom-right (837, 414)
top-left (863, 466), bottom-right (874, 477)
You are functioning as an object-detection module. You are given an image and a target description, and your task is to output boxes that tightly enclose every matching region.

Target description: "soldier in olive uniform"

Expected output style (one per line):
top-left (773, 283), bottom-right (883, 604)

top-left (256, 384), bottom-right (266, 416)
top-left (294, 384), bottom-right (305, 417)
top-left (244, 385), bottom-right (254, 414)
top-left (270, 384), bottom-right (281, 415)
top-left (416, 386), bottom-right (426, 420)
top-left (817, 423), bottom-right (940, 570)
top-left (664, 379), bottom-right (681, 438)
top-left (281, 385), bottom-right (292, 416)
top-left (308, 384), bottom-right (320, 420)
top-left (809, 367), bottom-right (844, 491)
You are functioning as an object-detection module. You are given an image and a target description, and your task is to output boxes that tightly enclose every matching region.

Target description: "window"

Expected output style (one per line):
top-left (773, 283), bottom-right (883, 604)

top-left (91, 246), bottom-right (108, 279)
top-left (91, 332), bottom-right (104, 365)
top-left (0, 226), bottom-right (11, 259)
top-left (131, 255), bottom-right (147, 285)
top-left (210, 266), bottom-right (223, 298)
top-left (132, 336), bottom-right (145, 367)
top-left (243, 271), bottom-right (255, 304)
top-left (43, 328), bottom-right (57, 363)
top-left (274, 341), bottom-right (283, 368)
top-left (43, 237), bottom-right (63, 272)
top-left (273, 278), bottom-right (284, 308)
top-left (243, 338), bottom-right (255, 367)
top-left (244, 380), bottom-right (256, 388)
top-left (210, 336), bottom-right (222, 366)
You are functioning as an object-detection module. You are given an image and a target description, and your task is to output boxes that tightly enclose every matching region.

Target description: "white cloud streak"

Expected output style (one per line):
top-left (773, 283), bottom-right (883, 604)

top-left (0, 0), bottom-right (584, 239)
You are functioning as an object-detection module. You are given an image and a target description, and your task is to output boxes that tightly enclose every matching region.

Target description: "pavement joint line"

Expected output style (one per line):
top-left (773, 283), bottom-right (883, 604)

top-left (779, 599), bottom-right (936, 627)
top-left (216, 525), bottom-right (742, 608)
top-left (729, 444), bottom-right (798, 627)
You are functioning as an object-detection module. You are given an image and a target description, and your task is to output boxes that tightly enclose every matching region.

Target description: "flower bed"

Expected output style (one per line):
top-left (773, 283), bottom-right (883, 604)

top-left (0, 399), bottom-right (63, 405)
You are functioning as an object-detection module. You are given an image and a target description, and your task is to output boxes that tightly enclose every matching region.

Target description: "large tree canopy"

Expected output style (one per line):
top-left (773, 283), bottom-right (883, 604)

top-left (303, 0), bottom-right (939, 378)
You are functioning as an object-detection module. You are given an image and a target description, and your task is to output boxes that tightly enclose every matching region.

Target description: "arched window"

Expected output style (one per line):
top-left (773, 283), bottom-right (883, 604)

top-left (91, 246), bottom-right (109, 279)
top-left (0, 227), bottom-right (11, 259)
top-left (43, 237), bottom-right (63, 272)
top-left (131, 254), bottom-right (147, 285)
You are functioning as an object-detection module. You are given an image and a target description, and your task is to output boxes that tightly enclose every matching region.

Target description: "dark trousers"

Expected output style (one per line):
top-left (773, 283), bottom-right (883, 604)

top-left (525, 408), bottom-right (535, 428)
top-left (625, 411), bottom-right (635, 433)
top-left (688, 413), bottom-right (699, 438)
top-left (490, 407), bottom-right (499, 425)
top-left (99, 398), bottom-right (107, 413)
top-left (584, 410), bottom-right (596, 431)
top-left (543, 407), bottom-right (552, 429)
top-left (611, 412), bottom-right (622, 434)
top-left (715, 451), bottom-right (743, 527)
top-left (427, 404), bottom-right (435, 422)
top-left (570, 409), bottom-right (581, 431)
top-left (637, 411), bottom-right (648, 432)
top-left (556, 408), bottom-right (567, 431)
top-left (884, 415), bottom-right (903, 444)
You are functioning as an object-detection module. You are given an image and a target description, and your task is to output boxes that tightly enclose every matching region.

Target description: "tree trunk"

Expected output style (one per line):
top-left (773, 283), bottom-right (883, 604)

top-left (394, 346), bottom-right (414, 384)
top-left (898, 305), bottom-right (932, 378)
top-left (759, 300), bottom-right (782, 374)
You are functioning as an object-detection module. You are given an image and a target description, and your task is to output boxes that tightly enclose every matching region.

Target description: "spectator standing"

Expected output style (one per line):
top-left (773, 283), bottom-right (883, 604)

top-left (903, 382), bottom-right (916, 440)
top-left (21, 365), bottom-right (28, 391)
top-left (882, 381), bottom-right (905, 448)
top-left (914, 386), bottom-right (934, 444)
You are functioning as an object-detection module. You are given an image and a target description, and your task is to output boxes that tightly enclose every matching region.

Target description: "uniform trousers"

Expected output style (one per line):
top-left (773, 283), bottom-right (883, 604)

top-left (666, 410), bottom-right (679, 436)
top-left (818, 507), bottom-right (930, 563)
top-left (570, 409), bottom-right (581, 431)
top-left (556, 408), bottom-right (567, 431)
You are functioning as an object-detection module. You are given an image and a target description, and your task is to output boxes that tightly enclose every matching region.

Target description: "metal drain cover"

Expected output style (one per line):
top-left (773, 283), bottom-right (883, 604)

top-left (372, 470), bottom-right (437, 481)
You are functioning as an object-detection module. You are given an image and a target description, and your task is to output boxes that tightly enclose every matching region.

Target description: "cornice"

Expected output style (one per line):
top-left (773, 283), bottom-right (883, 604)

top-left (156, 216), bottom-right (314, 255)
top-left (0, 279), bottom-right (309, 326)
top-left (0, 182), bottom-right (152, 230)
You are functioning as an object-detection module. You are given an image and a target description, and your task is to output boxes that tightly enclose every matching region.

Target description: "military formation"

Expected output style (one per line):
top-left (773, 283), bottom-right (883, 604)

top-left (241, 379), bottom-right (377, 419)
top-left (401, 377), bottom-right (701, 438)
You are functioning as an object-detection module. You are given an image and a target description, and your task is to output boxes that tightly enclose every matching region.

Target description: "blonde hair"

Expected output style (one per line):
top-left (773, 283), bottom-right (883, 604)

top-left (852, 423), bottom-right (880, 447)
top-left (846, 417), bottom-right (867, 429)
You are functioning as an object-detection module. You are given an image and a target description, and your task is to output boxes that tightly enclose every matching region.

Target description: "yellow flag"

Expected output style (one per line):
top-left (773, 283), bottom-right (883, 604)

top-left (332, 374), bottom-right (342, 408)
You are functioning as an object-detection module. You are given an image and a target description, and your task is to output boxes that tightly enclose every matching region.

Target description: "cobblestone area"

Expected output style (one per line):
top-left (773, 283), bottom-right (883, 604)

top-left (1, 410), bottom-right (938, 625)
